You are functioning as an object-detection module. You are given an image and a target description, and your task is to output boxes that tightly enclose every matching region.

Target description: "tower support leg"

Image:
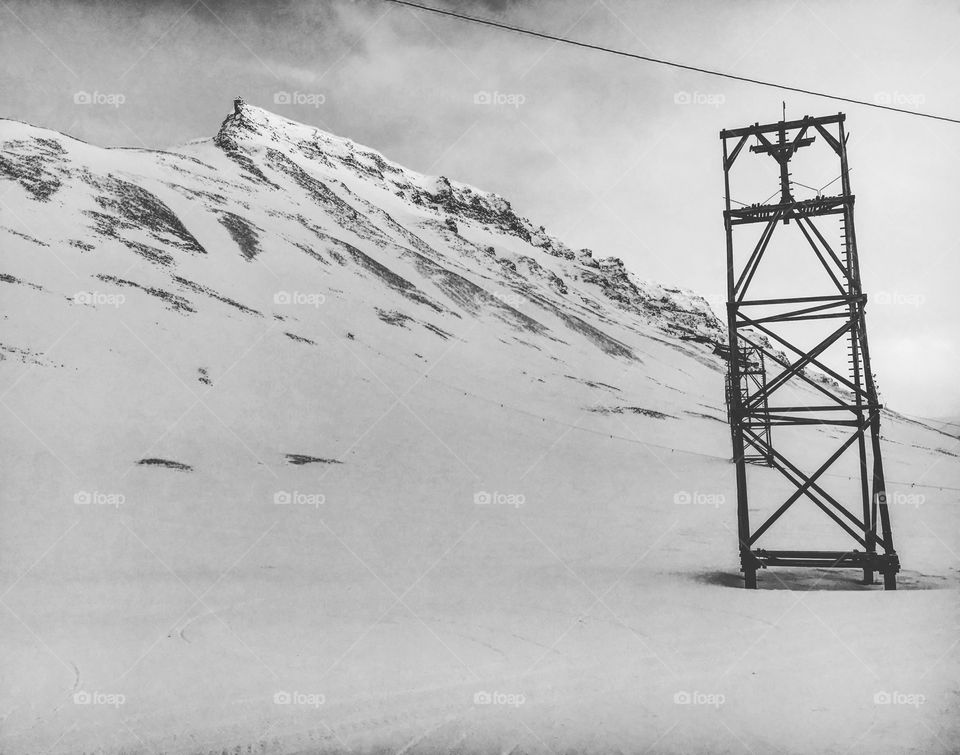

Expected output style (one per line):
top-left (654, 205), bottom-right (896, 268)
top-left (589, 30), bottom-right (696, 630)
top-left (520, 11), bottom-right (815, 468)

top-left (883, 569), bottom-right (897, 590)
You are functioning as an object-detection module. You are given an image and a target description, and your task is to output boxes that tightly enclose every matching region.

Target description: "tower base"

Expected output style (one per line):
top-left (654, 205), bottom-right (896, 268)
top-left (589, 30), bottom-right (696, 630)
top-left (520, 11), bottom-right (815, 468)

top-left (740, 549), bottom-right (899, 590)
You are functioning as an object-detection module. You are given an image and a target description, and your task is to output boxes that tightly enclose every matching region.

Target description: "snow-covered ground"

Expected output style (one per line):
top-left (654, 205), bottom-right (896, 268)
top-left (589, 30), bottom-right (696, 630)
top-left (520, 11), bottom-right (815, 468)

top-left (1, 101), bottom-right (958, 754)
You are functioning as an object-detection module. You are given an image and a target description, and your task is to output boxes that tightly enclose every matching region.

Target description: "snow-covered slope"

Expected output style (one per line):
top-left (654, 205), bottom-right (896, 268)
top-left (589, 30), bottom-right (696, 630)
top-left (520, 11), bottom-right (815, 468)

top-left (1, 100), bottom-right (958, 754)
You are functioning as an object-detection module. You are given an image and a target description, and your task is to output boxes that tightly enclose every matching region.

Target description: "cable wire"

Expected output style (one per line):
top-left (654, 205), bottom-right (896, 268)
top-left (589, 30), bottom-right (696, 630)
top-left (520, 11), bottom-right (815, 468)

top-left (386, 0), bottom-right (960, 126)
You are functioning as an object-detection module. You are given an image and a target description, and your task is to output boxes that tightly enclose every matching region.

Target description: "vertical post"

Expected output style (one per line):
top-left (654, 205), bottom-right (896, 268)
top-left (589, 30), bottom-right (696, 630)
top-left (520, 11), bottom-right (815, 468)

top-left (850, 312), bottom-right (873, 585)
top-left (838, 116), bottom-right (874, 585)
top-left (757, 350), bottom-right (773, 465)
top-left (860, 325), bottom-right (896, 589)
top-left (777, 122), bottom-right (791, 206)
top-left (839, 117), bottom-right (896, 590)
top-left (723, 135), bottom-right (756, 589)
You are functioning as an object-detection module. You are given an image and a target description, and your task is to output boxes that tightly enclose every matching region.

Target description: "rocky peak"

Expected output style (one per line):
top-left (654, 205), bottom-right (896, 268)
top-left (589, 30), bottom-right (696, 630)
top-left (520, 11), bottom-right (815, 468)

top-left (205, 99), bottom-right (723, 344)
top-left (214, 98), bottom-right (261, 150)
top-left (214, 98), bottom-right (318, 152)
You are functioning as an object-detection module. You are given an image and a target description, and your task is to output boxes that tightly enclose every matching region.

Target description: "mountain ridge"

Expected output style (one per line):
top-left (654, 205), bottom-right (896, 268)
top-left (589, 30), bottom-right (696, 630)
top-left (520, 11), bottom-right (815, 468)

top-left (0, 98), bottom-right (728, 375)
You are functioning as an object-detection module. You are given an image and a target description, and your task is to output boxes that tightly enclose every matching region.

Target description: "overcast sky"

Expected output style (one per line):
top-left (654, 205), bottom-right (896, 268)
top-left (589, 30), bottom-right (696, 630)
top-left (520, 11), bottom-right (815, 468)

top-left (2, 0), bottom-right (959, 418)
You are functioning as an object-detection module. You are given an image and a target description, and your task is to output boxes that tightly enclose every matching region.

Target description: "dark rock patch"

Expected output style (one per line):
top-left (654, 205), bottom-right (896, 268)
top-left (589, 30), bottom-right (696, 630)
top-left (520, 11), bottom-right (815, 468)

top-left (284, 332), bottom-right (315, 345)
top-left (564, 376), bottom-right (622, 393)
top-left (422, 322), bottom-right (454, 340)
top-left (0, 273), bottom-right (44, 291)
top-left (285, 454), bottom-right (341, 466)
top-left (136, 458), bottom-right (193, 471)
top-left (2, 227), bottom-right (49, 247)
top-left (173, 276), bottom-right (261, 316)
top-left (684, 410), bottom-right (725, 423)
top-left (376, 308), bottom-right (413, 327)
top-left (589, 406), bottom-right (675, 420)
top-left (95, 274), bottom-right (195, 314)
top-left (86, 173), bottom-right (206, 255)
top-left (218, 211), bottom-right (261, 261)
top-left (0, 137), bottom-right (65, 201)
top-left (528, 294), bottom-right (635, 360)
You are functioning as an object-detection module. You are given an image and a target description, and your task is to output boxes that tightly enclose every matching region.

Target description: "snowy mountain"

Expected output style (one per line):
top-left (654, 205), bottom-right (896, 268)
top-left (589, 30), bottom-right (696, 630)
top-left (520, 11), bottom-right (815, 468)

top-left (1, 97), bottom-right (724, 356)
top-left (1, 100), bottom-right (958, 754)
